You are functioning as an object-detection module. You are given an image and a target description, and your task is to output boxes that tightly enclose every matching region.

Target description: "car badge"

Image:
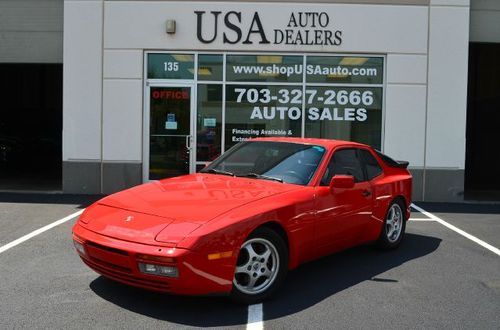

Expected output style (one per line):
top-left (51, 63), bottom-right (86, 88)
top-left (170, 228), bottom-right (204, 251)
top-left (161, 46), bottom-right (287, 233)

top-left (125, 215), bottom-right (134, 222)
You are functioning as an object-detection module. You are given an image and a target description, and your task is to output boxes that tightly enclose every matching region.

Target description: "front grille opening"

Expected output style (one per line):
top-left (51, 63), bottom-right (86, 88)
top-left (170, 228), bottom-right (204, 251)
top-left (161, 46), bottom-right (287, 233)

top-left (89, 257), bottom-right (132, 274)
top-left (86, 241), bottom-right (129, 256)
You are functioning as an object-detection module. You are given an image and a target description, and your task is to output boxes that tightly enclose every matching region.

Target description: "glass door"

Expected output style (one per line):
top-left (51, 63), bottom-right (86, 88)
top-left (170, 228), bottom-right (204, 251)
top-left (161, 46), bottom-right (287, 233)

top-left (146, 84), bottom-right (195, 180)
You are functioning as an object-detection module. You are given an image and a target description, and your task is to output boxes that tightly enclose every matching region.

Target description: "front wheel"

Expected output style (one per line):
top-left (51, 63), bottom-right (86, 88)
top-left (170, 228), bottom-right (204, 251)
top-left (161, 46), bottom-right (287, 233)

top-left (377, 200), bottom-right (406, 249)
top-left (231, 227), bottom-right (288, 304)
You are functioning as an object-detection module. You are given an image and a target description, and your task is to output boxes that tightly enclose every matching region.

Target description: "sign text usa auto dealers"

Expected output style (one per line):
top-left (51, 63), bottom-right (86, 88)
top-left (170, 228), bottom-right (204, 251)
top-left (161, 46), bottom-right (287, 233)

top-left (195, 11), bottom-right (343, 46)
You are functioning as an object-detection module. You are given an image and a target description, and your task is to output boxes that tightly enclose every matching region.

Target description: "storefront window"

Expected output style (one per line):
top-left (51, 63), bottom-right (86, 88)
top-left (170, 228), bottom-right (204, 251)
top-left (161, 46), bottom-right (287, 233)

top-left (145, 52), bottom-right (385, 180)
top-left (197, 84), bottom-right (222, 161)
top-left (225, 85), bottom-right (303, 149)
top-left (226, 55), bottom-right (303, 83)
top-left (147, 53), bottom-right (195, 79)
top-left (198, 54), bottom-right (223, 81)
top-left (304, 86), bottom-right (383, 149)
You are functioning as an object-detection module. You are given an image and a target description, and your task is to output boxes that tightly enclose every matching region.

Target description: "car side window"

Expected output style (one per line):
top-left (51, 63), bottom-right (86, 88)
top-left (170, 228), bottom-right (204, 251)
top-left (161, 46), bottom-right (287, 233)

top-left (321, 149), bottom-right (365, 185)
top-left (360, 149), bottom-right (383, 180)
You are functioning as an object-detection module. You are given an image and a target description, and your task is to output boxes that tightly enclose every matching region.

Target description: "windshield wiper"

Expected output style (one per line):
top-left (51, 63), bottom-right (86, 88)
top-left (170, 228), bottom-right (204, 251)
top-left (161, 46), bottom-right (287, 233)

top-left (237, 173), bottom-right (283, 183)
top-left (204, 168), bottom-right (235, 176)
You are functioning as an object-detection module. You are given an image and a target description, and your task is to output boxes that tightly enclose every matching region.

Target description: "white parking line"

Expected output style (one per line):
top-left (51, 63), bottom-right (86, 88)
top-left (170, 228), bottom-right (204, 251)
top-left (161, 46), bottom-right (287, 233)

top-left (411, 203), bottom-right (500, 256)
top-left (247, 303), bottom-right (263, 330)
top-left (409, 218), bottom-right (436, 221)
top-left (0, 209), bottom-right (84, 254)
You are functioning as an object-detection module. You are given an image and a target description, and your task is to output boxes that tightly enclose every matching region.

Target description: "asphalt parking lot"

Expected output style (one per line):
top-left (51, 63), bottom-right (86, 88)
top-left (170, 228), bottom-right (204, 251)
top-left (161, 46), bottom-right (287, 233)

top-left (0, 193), bottom-right (499, 329)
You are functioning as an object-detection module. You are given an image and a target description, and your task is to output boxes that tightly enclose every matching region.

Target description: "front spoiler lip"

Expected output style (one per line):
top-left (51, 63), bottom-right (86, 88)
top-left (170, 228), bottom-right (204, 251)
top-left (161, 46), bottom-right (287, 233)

top-left (72, 223), bottom-right (234, 295)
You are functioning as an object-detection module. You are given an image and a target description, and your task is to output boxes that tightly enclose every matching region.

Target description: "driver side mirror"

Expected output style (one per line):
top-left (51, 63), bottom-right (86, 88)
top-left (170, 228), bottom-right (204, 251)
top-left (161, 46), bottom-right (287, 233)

top-left (329, 175), bottom-right (355, 191)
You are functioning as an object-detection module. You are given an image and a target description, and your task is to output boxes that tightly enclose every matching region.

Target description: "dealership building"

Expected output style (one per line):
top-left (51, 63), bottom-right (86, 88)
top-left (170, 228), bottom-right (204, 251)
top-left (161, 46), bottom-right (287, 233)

top-left (0, 0), bottom-right (499, 202)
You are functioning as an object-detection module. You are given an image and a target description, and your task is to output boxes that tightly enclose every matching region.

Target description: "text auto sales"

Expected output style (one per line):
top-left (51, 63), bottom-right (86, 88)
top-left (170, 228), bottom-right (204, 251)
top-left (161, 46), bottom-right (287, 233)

top-left (235, 88), bottom-right (373, 122)
top-left (195, 11), bottom-right (342, 46)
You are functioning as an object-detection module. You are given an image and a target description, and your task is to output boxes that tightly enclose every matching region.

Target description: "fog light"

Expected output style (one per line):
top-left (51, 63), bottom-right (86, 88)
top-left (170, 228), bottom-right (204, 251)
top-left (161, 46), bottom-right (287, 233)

top-left (138, 263), bottom-right (178, 278)
top-left (73, 240), bottom-right (86, 256)
top-left (145, 264), bottom-right (157, 272)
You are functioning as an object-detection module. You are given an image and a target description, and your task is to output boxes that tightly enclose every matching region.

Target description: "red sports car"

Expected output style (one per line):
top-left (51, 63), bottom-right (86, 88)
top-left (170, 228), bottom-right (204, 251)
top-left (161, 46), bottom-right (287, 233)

top-left (72, 137), bottom-right (412, 304)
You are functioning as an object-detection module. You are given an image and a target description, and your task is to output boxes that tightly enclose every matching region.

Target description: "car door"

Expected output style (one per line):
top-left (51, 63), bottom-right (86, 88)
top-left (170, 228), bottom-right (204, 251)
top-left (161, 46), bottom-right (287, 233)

top-left (358, 148), bottom-right (387, 242)
top-left (313, 148), bottom-right (373, 256)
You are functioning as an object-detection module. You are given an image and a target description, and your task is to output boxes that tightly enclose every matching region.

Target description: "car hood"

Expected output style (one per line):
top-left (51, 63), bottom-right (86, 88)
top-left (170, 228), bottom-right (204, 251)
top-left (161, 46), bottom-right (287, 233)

top-left (82, 174), bottom-right (300, 245)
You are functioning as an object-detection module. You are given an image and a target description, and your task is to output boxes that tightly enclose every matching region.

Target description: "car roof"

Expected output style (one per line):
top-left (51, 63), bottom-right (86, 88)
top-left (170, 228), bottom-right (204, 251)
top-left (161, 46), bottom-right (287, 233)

top-left (250, 137), bottom-right (368, 149)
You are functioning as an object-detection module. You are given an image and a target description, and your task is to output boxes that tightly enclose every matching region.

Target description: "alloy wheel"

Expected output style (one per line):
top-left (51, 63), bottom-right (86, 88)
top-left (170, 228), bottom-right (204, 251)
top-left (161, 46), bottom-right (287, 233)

top-left (233, 238), bottom-right (280, 295)
top-left (386, 203), bottom-right (403, 243)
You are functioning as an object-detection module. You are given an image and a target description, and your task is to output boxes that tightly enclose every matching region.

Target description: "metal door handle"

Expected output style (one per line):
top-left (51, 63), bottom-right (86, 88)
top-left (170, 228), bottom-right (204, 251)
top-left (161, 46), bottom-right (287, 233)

top-left (362, 190), bottom-right (372, 197)
top-left (185, 135), bottom-right (192, 151)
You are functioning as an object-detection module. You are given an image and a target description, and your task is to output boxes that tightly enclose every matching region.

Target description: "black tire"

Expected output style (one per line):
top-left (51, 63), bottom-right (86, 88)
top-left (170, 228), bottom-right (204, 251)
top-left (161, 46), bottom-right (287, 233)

top-left (230, 227), bottom-right (288, 304)
top-left (376, 199), bottom-right (406, 249)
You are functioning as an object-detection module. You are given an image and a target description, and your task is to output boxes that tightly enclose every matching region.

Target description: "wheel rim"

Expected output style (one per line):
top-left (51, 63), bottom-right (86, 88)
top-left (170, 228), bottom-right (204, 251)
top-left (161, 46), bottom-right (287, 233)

top-left (386, 203), bottom-right (403, 243)
top-left (233, 238), bottom-right (279, 295)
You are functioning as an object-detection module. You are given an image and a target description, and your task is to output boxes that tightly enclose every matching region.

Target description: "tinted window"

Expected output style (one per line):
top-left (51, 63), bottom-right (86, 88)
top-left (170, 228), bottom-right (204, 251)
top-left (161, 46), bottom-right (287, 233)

top-left (360, 149), bottom-right (383, 180)
top-left (321, 149), bottom-right (365, 185)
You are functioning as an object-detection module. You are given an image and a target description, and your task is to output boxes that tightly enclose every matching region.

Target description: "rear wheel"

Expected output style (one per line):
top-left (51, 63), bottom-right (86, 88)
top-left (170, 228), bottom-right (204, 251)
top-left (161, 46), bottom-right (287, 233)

top-left (231, 227), bottom-right (288, 304)
top-left (377, 200), bottom-right (406, 249)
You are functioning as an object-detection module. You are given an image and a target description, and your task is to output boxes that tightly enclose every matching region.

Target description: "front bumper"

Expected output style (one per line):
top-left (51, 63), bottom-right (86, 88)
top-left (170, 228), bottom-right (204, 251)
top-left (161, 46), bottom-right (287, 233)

top-left (72, 223), bottom-right (234, 295)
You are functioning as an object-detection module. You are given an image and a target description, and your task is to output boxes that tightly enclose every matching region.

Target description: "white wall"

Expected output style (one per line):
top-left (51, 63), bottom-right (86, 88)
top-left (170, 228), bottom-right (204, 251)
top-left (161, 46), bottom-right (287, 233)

top-left (102, 79), bottom-right (143, 162)
top-left (63, 0), bottom-right (103, 161)
top-left (103, 2), bottom-right (428, 53)
top-left (426, 1), bottom-right (469, 169)
top-left (100, 1), bottom-right (430, 169)
top-left (62, 0), bottom-right (471, 194)
top-left (0, 0), bottom-right (63, 63)
top-left (102, 50), bottom-right (144, 162)
top-left (384, 54), bottom-right (428, 167)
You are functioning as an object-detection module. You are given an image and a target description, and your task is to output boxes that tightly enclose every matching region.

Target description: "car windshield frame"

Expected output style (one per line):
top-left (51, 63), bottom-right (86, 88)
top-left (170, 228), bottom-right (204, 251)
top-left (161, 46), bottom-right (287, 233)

top-left (201, 141), bottom-right (327, 186)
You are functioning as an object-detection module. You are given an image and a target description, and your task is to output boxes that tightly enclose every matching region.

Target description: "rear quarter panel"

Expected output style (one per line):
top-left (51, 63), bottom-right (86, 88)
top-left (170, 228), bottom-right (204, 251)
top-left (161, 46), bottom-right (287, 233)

top-left (369, 165), bottom-right (412, 241)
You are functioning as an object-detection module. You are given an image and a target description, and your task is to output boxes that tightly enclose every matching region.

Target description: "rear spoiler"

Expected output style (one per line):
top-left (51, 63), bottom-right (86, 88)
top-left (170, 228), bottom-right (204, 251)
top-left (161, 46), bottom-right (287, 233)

top-left (375, 150), bottom-right (409, 169)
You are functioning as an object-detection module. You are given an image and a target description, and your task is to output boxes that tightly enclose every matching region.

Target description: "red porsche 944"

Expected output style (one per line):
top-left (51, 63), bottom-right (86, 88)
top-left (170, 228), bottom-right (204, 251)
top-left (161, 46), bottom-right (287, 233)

top-left (73, 137), bottom-right (412, 304)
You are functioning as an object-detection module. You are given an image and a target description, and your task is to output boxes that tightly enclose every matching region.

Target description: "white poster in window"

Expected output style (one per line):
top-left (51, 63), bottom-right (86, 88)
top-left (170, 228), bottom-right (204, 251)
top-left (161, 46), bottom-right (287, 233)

top-left (166, 113), bottom-right (178, 130)
top-left (204, 118), bottom-right (216, 127)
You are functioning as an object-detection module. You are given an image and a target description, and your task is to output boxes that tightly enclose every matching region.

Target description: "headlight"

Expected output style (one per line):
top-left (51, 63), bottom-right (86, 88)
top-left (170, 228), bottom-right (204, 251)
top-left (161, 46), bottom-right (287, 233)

top-left (138, 263), bottom-right (178, 277)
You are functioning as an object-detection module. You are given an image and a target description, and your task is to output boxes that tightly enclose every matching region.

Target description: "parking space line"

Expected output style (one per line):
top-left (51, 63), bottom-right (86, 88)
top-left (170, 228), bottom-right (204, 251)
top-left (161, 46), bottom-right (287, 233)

top-left (411, 203), bottom-right (500, 256)
top-left (0, 209), bottom-right (84, 254)
top-left (247, 303), bottom-right (263, 330)
top-left (409, 218), bottom-right (436, 221)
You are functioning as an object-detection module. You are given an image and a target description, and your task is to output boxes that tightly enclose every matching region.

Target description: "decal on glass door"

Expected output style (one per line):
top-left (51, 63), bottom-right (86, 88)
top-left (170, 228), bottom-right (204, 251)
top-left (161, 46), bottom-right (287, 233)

top-left (165, 113), bottom-right (178, 130)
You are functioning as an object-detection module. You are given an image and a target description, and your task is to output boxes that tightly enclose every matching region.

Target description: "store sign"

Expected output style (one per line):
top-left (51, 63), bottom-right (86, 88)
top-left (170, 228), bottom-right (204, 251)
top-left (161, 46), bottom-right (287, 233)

top-left (226, 85), bottom-right (381, 144)
top-left (234, 87), bottom-right (372, 122)
top-left (195, 11), bottom-right (342, 46)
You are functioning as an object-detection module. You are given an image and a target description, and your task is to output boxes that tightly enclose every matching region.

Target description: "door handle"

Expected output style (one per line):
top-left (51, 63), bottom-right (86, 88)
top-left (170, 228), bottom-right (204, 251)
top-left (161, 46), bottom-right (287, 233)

top-left (362, 189), bottom-right (372, 197)
top-left (185, 135), bottom-right (192, 151)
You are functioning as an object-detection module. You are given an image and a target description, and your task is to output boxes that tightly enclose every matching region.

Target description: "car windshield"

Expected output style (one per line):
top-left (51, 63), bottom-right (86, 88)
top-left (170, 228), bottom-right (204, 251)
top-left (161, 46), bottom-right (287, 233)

top-left (201, 141), bottom-right (326, 185)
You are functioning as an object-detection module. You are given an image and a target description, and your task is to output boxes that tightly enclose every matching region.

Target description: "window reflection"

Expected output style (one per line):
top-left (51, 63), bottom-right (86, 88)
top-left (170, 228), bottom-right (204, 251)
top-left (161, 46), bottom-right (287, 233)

top-left (197, 84), bottom-right (222, 161)
top-left (304, 86), bottom-right (383, 149)
top-left (225, 85), bottom-right (302, 149)
top-left (198, 54), bottom-right (223, 81)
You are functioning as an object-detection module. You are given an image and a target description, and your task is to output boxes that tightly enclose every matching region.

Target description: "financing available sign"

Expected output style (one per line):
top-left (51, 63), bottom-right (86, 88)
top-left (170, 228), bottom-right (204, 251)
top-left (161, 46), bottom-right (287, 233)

top-left (195, 11), bottom-right (342, 46)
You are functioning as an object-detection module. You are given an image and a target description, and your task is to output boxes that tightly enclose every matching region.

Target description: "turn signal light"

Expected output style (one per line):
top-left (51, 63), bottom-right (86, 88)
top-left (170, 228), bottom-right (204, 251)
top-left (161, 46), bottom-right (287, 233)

top-left (207, 251), bottom-right (233, 260)
top-left (136, 253), bottom-right (176, 264)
